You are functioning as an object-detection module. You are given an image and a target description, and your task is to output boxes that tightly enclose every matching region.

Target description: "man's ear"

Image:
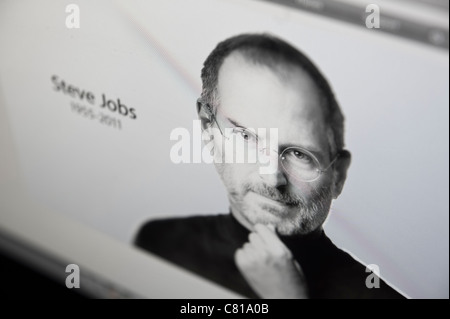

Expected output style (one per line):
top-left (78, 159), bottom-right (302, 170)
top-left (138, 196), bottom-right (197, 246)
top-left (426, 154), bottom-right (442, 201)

top-left (332, 150), bottom-right (351, 199)
top-left (197, 100), bottom-right (214, 132)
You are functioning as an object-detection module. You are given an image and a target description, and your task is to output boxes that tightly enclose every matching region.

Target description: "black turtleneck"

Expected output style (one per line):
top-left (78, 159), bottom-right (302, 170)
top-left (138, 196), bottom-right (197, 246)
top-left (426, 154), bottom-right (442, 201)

top-left (134, 213), bottom-right (405, 299)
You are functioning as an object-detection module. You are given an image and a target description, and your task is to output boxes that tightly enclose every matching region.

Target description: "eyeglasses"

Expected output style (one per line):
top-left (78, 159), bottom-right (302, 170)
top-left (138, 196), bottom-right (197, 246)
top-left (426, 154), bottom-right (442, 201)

top-left (198, 99), bottom-right (340, 182)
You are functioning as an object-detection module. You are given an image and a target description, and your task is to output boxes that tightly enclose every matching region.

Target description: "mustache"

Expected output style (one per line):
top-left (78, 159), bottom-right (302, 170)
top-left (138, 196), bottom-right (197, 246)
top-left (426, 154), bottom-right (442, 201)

top-left (243, 182), bottom-right (333, 210)
top-left (244, 183), bottom-right (306, 207)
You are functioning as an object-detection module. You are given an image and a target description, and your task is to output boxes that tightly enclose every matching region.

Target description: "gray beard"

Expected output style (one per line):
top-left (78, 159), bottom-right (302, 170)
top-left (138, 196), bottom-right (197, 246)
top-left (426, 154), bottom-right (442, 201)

top-left (238, 182), bottom-right (333, 235)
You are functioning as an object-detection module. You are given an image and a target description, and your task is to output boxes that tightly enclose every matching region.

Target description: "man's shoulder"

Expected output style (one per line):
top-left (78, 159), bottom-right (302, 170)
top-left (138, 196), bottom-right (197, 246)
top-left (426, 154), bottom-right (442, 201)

top-left (135, 214), bottom-right (212, 234)
top-left (133, 214), bottom-right (226, 254)
top-left (133, 213), bottom-right (256, 297)
top-left (318, 235), bottom-right (406, 299)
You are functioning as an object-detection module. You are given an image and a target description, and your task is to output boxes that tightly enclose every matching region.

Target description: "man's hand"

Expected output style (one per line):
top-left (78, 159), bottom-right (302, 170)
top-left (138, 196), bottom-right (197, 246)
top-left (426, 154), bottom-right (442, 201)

top-left (234, 224), bottom-right (309, 299)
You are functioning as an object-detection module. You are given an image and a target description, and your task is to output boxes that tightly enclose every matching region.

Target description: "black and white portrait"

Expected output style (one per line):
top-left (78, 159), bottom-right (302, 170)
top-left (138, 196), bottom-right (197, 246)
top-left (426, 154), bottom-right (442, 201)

top-left (1, 0), bottom-right (447, 299)
top-left (134, 34), bottom-right (405, 299)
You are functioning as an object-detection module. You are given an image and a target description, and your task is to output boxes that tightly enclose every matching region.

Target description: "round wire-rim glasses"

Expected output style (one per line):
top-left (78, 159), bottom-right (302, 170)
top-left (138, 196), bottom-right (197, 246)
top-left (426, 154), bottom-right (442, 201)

top-left (198, 99), bottom-right (340, 182)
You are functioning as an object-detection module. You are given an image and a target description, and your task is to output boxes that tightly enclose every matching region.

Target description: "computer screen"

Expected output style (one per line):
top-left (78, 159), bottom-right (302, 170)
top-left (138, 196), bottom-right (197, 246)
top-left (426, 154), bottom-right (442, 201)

top-left (0, 0), bottom-right (448, 299)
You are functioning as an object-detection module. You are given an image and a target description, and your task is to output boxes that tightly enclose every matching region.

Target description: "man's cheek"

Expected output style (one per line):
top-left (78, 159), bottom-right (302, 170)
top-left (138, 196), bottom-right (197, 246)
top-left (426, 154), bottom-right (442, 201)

top-left (288, 179), bottom-right (322, 198)
top-left (224, 162), bottom-right (250, 177)
top-left (217, 163), bottom-right (239, 189)
top-left (220, 164), bottom-right (250, 195)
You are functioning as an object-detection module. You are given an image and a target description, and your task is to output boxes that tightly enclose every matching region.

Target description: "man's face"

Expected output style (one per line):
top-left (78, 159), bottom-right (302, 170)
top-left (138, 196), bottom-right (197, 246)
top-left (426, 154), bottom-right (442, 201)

top-left (209, 53), bottom-right (339, 236)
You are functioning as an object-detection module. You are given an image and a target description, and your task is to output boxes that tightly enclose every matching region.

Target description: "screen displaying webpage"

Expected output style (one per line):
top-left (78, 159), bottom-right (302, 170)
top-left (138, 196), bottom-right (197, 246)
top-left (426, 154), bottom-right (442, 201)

top-left (0, 0), bottom-right (448, 299)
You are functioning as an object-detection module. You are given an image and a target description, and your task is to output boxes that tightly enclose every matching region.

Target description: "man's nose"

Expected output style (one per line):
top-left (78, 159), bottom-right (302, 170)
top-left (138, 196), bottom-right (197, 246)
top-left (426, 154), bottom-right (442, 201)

top-left (259, 162), bottom-right (288, 188)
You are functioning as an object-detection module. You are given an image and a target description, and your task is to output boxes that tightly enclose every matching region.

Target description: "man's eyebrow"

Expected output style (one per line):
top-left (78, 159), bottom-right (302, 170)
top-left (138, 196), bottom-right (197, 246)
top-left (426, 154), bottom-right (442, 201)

top-left (227, 117), bottom-right (247, 128)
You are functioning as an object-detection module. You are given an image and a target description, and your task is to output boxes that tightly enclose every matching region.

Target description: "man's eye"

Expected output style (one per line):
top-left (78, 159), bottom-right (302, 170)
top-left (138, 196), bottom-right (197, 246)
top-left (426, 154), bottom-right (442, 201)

top-left (240, 131), bottom-right (250, 140)
top-left (293, 150), bottom-right (312, 163)
top-left (233, 128), bottom-right (257, 142)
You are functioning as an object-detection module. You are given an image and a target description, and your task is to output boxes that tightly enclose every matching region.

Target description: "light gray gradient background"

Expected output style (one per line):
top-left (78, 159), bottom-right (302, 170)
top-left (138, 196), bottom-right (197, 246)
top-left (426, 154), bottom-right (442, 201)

top-left (0, 0), bottom-right (448, 298)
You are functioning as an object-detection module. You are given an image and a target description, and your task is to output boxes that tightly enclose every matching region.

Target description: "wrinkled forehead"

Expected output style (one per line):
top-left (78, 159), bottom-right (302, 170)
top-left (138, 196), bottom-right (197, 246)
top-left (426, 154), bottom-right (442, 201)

top-left (216, 52), bottom-right (329, 151)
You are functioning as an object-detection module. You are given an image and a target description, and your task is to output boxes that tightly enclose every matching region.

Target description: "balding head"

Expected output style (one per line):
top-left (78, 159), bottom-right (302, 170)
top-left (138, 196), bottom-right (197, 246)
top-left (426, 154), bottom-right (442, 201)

top-left (200, 33), bottom-right (345, 155)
